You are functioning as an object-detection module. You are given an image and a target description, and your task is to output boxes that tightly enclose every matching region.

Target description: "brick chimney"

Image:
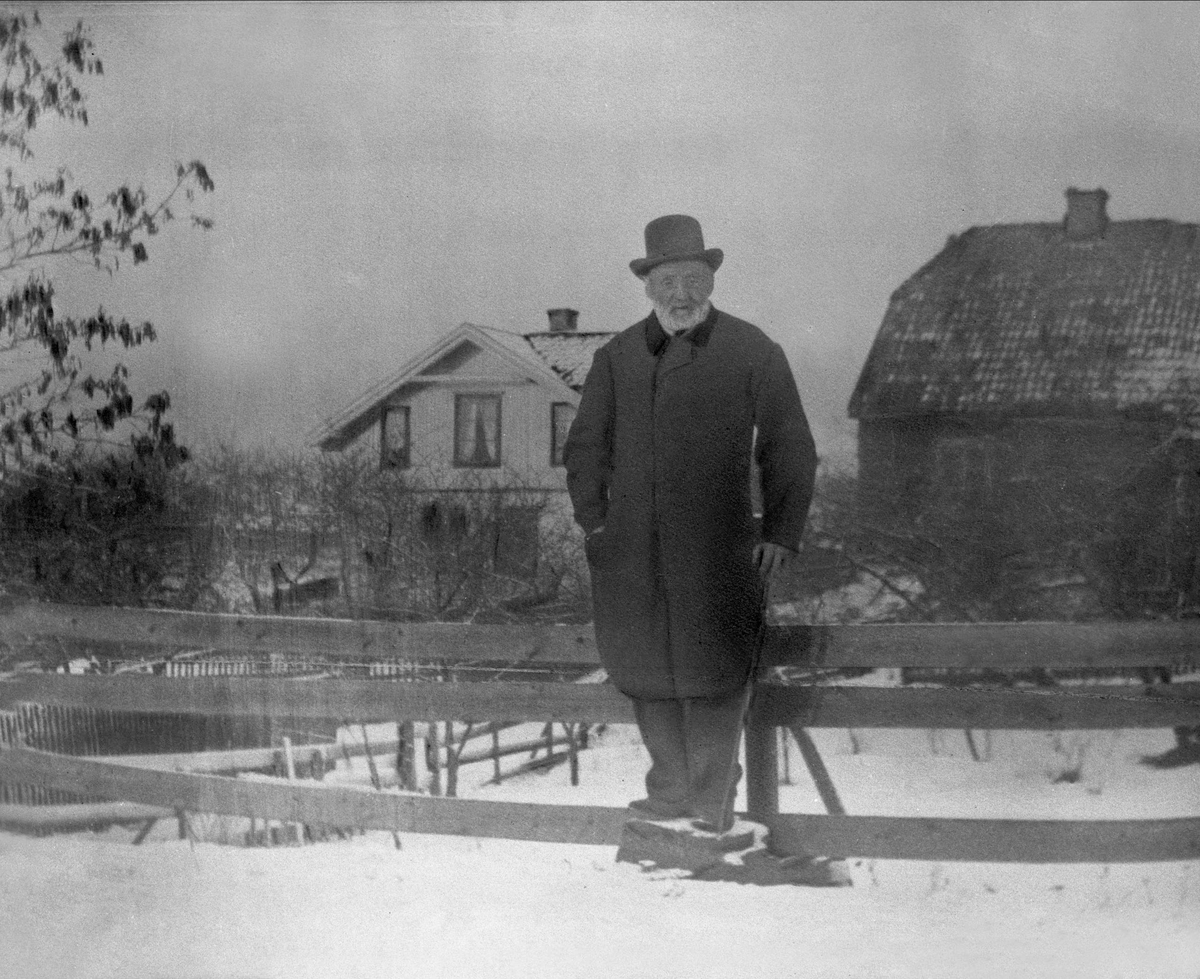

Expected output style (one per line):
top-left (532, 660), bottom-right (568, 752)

top-left (1064, 187), bottom-right (1109, 240)
top-left (547, 308), bottom-right (579, 332)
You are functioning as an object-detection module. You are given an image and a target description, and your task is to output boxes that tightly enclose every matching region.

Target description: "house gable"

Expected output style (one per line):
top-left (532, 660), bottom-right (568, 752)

top-left (416, 340), bottom-right (538, 385)
top-left (309, 321), bottom-right (611, 490)
top-left (310, 323), bottom-right (580, 451)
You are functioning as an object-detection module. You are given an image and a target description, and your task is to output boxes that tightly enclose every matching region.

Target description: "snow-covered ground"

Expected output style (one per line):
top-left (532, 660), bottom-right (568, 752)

top-left (2, 724), bottom-right (1198, 979)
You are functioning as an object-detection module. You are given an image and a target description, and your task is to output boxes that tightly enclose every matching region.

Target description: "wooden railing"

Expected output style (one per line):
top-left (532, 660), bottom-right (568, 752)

top-left (1, 601), bottom-right (1198, 861)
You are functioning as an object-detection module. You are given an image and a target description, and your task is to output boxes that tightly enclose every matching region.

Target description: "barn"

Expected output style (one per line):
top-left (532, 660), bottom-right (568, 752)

top-left (848, 188), bottom-right (1200, 617)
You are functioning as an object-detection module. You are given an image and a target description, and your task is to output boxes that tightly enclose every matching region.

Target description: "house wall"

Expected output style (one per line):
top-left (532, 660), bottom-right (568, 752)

top-left (330, 342), bottom-right (586, 619)
top-left (856, 414), bottom-right (1187, 611)
top-left (858, 415), bottom-right (1168, 513)
top-left (349, 343), bottom-right (576, 495)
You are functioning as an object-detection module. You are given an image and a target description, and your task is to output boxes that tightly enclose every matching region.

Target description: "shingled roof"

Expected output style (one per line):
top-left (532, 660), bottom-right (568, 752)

top-left (521, 331), bottom-right (614, 389)
top-left (849, 191), bottom-right (1200, 421)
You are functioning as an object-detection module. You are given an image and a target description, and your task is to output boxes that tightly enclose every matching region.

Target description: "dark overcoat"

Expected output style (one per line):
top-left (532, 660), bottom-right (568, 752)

top-left (564, 307), bottom-right (817, 700)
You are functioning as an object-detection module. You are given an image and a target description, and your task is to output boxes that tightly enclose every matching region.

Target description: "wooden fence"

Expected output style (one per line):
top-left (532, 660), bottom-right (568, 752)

top-left (0, 601), bottom-right (1198, 862)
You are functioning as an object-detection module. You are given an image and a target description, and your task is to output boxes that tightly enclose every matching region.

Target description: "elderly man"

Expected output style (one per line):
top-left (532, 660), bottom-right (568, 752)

top-left (564, 214), bottom-right (817, 840)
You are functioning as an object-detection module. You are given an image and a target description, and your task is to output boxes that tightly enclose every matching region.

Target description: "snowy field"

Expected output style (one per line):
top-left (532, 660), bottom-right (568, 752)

top-left (1, 723), bottom-right (1198, 979)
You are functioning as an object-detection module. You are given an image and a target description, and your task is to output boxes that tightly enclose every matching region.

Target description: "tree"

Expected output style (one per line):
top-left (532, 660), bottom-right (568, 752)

top-left (0, 12), bottom-right (213, 470)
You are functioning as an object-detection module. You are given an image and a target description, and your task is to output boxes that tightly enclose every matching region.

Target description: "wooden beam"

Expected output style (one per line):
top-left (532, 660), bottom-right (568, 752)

top-left (5, 674), bottom-right (1195, 729)
top-left (453, 734), bottom-right (580, 768)
top-left (789, 727), bottom-right (846, 816)
top-left (5, 748), bottom-right (1195, 864)
top-left (6, 600), bottom-right (1200, 670)
top-left (0, 748), bottom-right (629, 846)
top-left (0, 801), bottom-right (172, 832)
top-left (93, 737), bottom-right (404, 774)
top-left (0, 674), bottom-right (636, 723)
top-left (769, 813), bottom-right (1200, 863)
top-left (761, 620), bottom-right (1200, 670)
top-left (744, 715), bottom-right (778, 823)
top-left (750, 682), bottom-right (1200, 729)
top-left (0, 600), bottom-right (602, 665)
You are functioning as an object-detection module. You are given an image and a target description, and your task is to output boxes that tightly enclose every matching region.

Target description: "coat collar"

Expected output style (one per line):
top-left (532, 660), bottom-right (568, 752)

top-left (643, 305), bottom-right (720, 356)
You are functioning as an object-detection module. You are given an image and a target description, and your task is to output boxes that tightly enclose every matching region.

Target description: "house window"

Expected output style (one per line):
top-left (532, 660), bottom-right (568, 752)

top-left (381, 405), bottom-right (410, 470)
top-left (550, 402), bottom-right (576, 467)
top-left (421, 500), bottom-right (469, 541)
top-left (454, 394), bottom-right (502, 467)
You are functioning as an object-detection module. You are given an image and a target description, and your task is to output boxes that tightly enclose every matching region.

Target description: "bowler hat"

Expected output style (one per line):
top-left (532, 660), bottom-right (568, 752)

top-left (629, 214), bottom-right (724, 277)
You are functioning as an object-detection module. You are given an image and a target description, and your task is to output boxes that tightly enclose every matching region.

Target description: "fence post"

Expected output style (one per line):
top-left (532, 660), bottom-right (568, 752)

top-left (444, 721), bottom-right (458, 798)
top-left (744, 709), bottom-right (779, 825)
top-left (426, 722), bottom-right (442, 797)
top-left (396, 721), bottom-right (416, 791)
top-left (565, 723), bottom-right (580, 787)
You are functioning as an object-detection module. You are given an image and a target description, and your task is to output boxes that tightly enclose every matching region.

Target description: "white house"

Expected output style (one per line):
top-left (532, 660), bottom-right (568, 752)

top-left (308, 310), bottom-right (615, 605)
top-left (309, 308), bottom-right (613, 491)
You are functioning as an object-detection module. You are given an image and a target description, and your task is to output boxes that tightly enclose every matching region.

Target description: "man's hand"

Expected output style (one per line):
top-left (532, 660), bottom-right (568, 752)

top-left (753, 542), bottom-right (794, 580)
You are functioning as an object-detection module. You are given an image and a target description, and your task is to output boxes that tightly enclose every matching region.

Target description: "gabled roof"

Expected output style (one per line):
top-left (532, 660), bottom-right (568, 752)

top-left (308, 322), bottom-right (615, 451)
top-left (470, 325), bottom-right (612, 390)
top-left (849, 216), bottom-right (1200, 420)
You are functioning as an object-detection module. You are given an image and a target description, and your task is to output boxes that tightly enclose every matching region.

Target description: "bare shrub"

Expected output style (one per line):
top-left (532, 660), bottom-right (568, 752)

top-left (0, 448), bottom-right (212, 606)
top-left (197, 445), bottom-right (589, 623)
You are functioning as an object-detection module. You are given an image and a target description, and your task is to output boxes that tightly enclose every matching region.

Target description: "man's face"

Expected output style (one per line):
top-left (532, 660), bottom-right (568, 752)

top-left (644, 260), bottom-right (715, 330)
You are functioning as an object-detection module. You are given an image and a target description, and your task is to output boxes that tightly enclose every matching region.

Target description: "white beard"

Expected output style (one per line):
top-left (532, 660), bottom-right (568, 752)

top-left (653, 299), bottom-right (710, 334)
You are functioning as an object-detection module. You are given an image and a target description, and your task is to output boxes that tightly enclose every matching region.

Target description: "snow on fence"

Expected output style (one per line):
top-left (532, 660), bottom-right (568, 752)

top-left (0, 601), bottom-right (1198, 862)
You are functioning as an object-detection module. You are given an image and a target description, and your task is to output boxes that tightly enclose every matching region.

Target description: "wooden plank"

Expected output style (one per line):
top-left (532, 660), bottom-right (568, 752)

top-left (7, 747), bottom-right (1196, 863)
top-left (750, 682), bottom-right (1200, 729)
top-left (0, 674), bottom-right (636, 723)
top-left (760, 620), bottom-right (1200, 670)
top-left (0, 748), bottom-right (629, 846)
top-left (789, 727), bottom-right (846, 816)
top-left (5, 599), bottom-right (1200, 671)
top-left (0, 600), bottom-right (601, 665)
top-left (0, 801), bottom-right (172, 831)
top-left (92, 738), bottom-right (404, 774)
top-left (5, 674), bottom-right (1196, 729)
top-left (770, 813), bottom-right (1200, 863)
top-left (744, 716), bottom-right (779, 823)
top-left (453, 734), bottom-right (580, 767)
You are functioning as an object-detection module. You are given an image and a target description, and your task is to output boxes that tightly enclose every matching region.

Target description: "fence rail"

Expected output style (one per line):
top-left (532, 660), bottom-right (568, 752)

top-left (6, 600), bottom-right (1200, 669)
top-left (4, 673), bottom-right (1198, 731)
top-left (0, 600), bottom-right (600, 665)
top-left (2, 600), bottom-right (1199, 863)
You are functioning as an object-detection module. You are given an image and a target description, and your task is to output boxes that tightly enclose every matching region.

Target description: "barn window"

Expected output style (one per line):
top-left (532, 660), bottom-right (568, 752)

top-left (381, 405), bottom-right (410, 470)
top-left (454, 394), bottom-right (502, 468)
top-left (550, 402), bottom-right (576, 467)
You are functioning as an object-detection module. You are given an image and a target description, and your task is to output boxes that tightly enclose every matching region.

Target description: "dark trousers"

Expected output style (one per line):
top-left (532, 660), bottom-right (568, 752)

top-left (631, 684), bottom-right (752, 831)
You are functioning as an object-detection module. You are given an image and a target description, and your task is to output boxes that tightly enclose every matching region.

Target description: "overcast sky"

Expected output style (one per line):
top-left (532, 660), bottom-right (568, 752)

top-left (22, 1), bottom-right (1200, 466)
